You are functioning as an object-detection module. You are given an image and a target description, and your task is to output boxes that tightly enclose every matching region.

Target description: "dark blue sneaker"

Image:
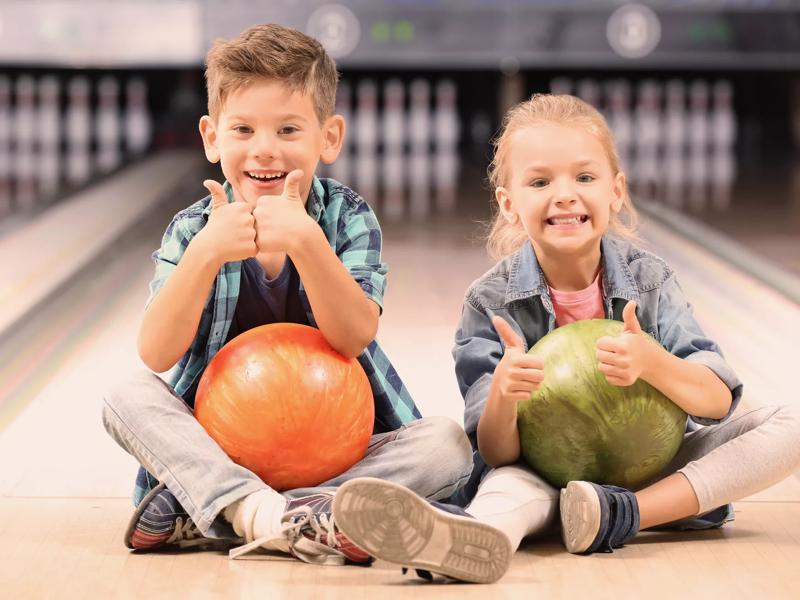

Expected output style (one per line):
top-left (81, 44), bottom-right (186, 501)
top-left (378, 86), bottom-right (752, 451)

top-left (124, 483), bottom-right (231, 550)
top-left (560, 481), bottom-right (640, 554)
top-left (333, 477), bottom-right (512, 583)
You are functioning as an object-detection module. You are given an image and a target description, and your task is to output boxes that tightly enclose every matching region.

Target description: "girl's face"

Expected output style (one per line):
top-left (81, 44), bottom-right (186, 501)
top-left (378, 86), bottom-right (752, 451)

top-left (496, 122), bottom-right (625, 263)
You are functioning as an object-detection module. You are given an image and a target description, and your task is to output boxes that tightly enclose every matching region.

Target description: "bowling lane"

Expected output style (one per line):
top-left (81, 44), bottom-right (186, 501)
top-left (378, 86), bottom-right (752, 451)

top-left (1, 157), bottom-right (798, 500)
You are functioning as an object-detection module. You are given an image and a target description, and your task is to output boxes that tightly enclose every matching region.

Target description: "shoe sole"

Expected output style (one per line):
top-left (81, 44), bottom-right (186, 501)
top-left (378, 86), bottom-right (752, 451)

top-left (333, 478), bottom-right (512, 584)
top-left (560, 481), bottom-right (601, 554)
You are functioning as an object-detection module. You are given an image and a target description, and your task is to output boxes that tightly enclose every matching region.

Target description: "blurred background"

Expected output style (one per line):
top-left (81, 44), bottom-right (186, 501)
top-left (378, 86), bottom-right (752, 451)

top-left (1, 0), bottom-right (799, 499)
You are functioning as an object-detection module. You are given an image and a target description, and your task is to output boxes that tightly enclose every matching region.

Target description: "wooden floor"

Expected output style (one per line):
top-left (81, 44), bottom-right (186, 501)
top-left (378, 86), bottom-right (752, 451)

top-left (2, 495), bottom-right (800, 599)
top-left (1, 165), bottom-right (799, 598)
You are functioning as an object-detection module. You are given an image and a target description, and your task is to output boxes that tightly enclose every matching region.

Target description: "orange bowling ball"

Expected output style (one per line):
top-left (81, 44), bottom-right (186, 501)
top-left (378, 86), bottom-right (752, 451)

top-left (195, 323), bottom-right (374, 490)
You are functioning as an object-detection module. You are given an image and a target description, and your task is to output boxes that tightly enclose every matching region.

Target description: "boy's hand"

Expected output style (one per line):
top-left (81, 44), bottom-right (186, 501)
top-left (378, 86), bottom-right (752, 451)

top-left (196, 179), bottom-right (257, 265)
top-left (253, 170), bottom-right (315, 254)
top-left (596, 301), bottom-right (652, 386)
top-left (489, 315), bottom-right (544, 403)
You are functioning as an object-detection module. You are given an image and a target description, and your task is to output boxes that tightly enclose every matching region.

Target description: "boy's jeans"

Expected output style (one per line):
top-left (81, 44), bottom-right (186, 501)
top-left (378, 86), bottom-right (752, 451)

top-left (102, 370), bottom-right (473, 539)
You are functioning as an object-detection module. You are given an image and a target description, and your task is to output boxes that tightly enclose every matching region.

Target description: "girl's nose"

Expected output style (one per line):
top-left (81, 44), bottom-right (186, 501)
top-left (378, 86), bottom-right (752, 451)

top-left (554, 182), bottom-right (577, 205)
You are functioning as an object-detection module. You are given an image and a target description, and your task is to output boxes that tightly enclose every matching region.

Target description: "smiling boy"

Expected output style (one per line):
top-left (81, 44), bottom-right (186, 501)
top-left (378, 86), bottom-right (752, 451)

top-left (101, 23), bottom-right (471, 565)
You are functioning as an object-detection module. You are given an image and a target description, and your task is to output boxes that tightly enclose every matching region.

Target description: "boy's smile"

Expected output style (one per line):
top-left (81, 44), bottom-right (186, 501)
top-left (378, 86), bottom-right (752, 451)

top-left (199, 78), bottom-right (343, 207)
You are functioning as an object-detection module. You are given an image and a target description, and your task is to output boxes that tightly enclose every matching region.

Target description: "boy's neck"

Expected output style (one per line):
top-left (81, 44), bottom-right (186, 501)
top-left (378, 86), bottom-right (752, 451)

top-left (257, 251), bottom-right (288, 280)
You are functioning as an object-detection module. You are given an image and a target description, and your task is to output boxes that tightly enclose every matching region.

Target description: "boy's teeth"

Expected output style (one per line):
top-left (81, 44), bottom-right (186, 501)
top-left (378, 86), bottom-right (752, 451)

top-left (249, 172), bottom-right (285, 181)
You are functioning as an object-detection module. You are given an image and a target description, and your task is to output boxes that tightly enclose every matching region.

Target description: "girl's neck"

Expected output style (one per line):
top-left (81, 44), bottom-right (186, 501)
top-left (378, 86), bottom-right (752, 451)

top-left (535, 244), bottom-right (602, 292)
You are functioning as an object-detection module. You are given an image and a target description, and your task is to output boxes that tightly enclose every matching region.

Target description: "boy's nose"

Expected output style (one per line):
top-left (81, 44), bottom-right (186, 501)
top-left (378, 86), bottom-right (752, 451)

top-left (252, 133), bottom-right (277, 159)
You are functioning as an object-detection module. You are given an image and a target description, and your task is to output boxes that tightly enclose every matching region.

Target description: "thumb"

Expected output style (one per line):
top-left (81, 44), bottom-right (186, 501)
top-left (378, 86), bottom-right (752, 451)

top-left (623, 301), bottom-right (642, 334)
top-left (203, 179), bottom-right (228, 210)
top-left (283, 169), bottom-right (304, 202)
top-left (491, 316), bottom-right (525, 351)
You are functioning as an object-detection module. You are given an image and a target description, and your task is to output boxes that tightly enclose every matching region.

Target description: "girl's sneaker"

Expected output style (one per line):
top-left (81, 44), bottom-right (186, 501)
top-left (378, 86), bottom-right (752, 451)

top-left (333, 477), bottom-right (512, 583)
top-left (560, 480), bottom-right (640, 554)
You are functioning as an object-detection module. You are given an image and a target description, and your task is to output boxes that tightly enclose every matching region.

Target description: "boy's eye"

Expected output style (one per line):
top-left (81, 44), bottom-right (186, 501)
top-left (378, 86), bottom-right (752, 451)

top-left (577, 173), bottom-right (595, 183)
top-left (279, 126), bottom-right (299, 135)
top-left (529, 179), bottom-right (548, 188)
top-left (233, 126), bottom-right (252, 134)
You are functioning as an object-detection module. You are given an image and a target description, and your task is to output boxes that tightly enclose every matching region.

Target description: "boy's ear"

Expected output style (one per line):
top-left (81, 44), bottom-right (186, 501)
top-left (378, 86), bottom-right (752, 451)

top-left (611, 171), bottom-right (626, 213)
top-left (495, 186), bottom-right (519, 224)
top-left (319, 114), bottom-right (345, 165)
top-left (198, 115), bottom-right (220, 163)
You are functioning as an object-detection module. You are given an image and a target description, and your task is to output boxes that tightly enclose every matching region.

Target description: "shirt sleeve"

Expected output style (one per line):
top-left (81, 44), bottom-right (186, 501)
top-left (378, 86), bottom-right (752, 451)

top-left (145, 215), bottom-right (194, 308)
top-left (336, 201), bottom-right (388, 312)
top-left (655, 272), bottom-right (743, 425)
top-left (453, 295), bottom-right (507, 438)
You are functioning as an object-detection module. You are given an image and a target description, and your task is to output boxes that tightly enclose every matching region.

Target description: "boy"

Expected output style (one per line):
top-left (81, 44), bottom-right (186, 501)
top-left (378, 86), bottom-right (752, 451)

top-left (102, 23), bottom-right (472, 565)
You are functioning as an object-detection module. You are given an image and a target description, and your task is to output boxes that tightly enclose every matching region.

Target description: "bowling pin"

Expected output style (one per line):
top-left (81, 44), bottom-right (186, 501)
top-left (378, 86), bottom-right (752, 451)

top-left (66, 76), bottom-right (91, 185)
top-left (96, 76), bottom-right (121, 173)
top-left (381, 79), bottom-right (406, 221)
top-left (433, 79), bottom-right (460, 213)
top-left (353, 79), bottom-right (378, 204)
top-left (37, 76), bottom-right (61, 197)
top-left (13, 75), bottom-right (36, 210)
top-left (124, 77), bottom-right (152, 158)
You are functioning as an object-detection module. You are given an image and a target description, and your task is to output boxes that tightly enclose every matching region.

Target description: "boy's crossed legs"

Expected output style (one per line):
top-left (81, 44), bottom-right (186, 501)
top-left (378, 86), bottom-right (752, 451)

top-left (102, 370), bottom-right (473, 563)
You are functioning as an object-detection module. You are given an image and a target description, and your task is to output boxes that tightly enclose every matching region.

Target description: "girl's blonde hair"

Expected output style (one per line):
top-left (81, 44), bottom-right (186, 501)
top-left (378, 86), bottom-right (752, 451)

top-left (486, 93), bottom-right (639, 260)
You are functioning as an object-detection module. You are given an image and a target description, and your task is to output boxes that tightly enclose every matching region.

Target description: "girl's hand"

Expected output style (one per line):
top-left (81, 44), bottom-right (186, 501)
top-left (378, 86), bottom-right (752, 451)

top-left (490, 315), bottom-right (545, 403)
top-left (596, 301), bottom-right (653, 386)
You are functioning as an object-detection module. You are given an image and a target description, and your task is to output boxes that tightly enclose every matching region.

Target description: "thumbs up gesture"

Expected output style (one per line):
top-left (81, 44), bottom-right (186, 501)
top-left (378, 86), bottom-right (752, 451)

top-left (253, 169), bottom-right (313, 255)
top-left (195, 179), bottom-right (257, 266)
top-left (596, 301), bottom-right (651, 386)
top-left (489, 315), bottom-right (545, 404)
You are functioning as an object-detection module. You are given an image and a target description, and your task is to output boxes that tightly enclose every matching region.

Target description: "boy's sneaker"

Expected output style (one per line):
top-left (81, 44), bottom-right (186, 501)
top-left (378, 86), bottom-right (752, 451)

top-left (332, 477), bottom-right (512, 584)
top-left (125, 483), bottom-right (230, 550)
top-left (230, 491), bottom-right (371, 565)
top-left (560, 481), bottom-right (640, 554)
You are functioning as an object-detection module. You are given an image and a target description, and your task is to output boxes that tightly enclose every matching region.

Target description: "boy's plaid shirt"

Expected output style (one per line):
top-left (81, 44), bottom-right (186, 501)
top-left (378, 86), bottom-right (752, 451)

top-left (147, 175), bottom-right (421, 431)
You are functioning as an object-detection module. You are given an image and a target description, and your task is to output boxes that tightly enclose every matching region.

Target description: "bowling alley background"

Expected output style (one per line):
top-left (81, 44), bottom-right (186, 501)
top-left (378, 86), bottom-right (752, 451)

top-left (1, 2), bottom-right (799, 597)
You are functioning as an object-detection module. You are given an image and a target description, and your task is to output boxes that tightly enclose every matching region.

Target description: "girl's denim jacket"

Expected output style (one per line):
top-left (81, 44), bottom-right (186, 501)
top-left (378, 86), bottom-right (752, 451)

top-left (450, 236), bottom-right (743, 522)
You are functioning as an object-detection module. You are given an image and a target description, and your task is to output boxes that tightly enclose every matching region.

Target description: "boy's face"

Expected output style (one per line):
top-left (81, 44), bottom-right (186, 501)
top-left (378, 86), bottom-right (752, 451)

top-left (199, 78), bottom-right (344, 207)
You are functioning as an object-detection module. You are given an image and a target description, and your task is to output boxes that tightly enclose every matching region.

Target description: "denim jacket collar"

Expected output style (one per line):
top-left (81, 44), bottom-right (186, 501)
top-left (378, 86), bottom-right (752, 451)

top-left (200, 176), bottom-right (327, 223)
top-left (505, 237), bottom-right (640, 308)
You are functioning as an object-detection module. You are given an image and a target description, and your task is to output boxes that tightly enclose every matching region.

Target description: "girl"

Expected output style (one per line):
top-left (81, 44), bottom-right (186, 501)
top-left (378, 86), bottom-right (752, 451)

top-left (332, 94), bottom-right (800, 583)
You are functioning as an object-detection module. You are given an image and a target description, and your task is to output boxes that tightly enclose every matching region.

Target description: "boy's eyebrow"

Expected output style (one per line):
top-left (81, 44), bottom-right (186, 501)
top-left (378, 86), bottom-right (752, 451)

top-left (226, 112), bottom-right (311, 123)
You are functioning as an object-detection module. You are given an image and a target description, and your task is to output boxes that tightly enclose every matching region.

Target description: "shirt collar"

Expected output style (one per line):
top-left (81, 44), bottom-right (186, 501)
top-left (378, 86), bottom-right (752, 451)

top-left (504, 236), bottom-right (639, 305)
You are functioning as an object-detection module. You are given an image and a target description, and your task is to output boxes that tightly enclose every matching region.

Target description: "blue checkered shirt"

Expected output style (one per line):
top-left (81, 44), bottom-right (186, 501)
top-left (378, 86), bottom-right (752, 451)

top-left (133, 176), bottom-right (421, 504)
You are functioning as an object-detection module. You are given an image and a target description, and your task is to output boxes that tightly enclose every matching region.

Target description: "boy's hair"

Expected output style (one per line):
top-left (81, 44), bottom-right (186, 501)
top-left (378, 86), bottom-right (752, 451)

top-left (486, 93), bottom-right (640, 260)
top-left (205, 23), bottom-right (338, 123)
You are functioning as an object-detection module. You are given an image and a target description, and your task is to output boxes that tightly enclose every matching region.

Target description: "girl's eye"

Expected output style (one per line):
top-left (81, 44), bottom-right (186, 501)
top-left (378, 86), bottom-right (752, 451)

top-left (279, 126), bottom-right (299, 135)
top-left (577, 174), bottom-right (595, 183)
top-left (530, 179), bottom-right (548, 188)
top-left (233, 126), bottom-right (252, 135)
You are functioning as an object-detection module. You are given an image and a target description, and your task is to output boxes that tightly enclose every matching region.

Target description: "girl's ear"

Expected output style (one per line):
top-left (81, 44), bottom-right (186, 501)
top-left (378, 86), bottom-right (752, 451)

top-left (320, 114), bottom-right (345, 164)
top-left (611, 171), bottom-right (626, 213)
top-left (198, 116), bottom-right (220, 163)
top-left (495, 186), bottom-right (519, 224)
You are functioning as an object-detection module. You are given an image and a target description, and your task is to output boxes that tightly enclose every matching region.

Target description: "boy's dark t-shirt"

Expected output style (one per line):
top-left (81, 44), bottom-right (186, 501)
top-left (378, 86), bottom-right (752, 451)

top-left (224, 256), bottom-right (309, 343)
top-left (182, 256), bottom-right (308, 406)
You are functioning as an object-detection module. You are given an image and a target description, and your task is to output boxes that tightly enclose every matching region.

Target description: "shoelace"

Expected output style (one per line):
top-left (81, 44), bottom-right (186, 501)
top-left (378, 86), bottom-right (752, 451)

top-left (165, 516), bottom-right (201, 544)
top-left (228, 506), bottom-right (343, 561)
